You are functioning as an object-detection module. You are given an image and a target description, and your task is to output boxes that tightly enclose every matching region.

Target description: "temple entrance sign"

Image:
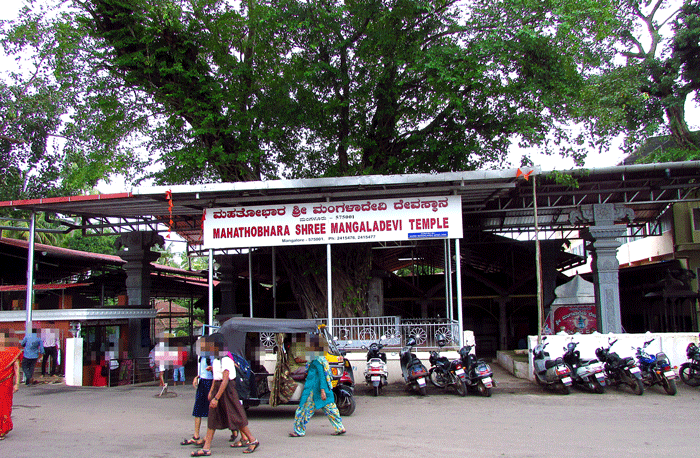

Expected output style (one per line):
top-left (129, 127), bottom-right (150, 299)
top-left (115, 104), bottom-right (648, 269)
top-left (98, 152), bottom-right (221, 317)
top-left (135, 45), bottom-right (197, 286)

top-left (203, 195), bottom-right (463, 249)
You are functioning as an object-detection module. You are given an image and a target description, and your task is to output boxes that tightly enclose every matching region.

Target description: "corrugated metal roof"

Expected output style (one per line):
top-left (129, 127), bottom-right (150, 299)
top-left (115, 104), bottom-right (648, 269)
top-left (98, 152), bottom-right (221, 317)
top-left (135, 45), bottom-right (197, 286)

top-left (1, 162), bottom-right (699, 246)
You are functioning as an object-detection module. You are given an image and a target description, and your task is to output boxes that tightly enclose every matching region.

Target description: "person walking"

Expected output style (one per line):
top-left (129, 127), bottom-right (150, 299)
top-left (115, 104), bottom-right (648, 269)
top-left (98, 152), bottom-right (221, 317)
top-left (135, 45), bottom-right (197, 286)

top-left (40, 329), bottom-right (59, 376)
top-left (191, 333), bottom-right (259, 456)
top-left (181, 338), bottom-right (212, 446)
top-left (289, 356), bottom-right (346, 437)
top-left (20, 329), bottom-right (43, 385)
top-left (173, 345), bottom-right (188, 386)
top-left (0, 332), bottom-right (22, 440)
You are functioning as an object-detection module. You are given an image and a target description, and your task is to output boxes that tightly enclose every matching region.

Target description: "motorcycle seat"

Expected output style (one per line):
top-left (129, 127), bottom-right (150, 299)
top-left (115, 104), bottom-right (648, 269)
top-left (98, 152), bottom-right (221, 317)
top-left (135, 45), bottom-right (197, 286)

top-left (290, 367), bottom-right (307, 382)
top-left (544, 360), bottom-right (558, 369)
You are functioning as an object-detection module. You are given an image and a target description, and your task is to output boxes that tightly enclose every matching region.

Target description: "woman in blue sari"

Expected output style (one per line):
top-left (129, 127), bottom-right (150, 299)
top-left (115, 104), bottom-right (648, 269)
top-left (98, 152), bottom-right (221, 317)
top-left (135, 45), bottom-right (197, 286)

top-left (289, 356), bottom-right (346, 437)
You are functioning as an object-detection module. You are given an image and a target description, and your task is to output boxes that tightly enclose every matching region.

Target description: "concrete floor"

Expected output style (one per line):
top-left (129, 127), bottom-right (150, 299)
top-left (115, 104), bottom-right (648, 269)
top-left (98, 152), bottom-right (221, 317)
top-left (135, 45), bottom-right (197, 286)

top-left (5, 363), bottom-right (698, 458)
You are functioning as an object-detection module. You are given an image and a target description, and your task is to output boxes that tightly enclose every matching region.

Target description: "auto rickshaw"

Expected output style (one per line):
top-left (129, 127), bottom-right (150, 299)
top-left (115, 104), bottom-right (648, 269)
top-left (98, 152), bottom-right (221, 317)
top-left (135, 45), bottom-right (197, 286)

top-left (218, 317), bottom-right (356, 416)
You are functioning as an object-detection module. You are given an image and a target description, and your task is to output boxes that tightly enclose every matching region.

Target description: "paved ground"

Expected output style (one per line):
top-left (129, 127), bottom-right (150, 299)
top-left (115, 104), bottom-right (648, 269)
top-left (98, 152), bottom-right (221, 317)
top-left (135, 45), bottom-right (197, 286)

top-left (4, 364), bottom-right (699, 458)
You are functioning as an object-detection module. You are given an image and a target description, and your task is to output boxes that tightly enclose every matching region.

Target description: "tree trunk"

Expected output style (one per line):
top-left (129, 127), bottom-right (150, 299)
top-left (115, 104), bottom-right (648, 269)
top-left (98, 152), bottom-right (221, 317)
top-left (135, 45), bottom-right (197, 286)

top-left (665, 105), bottom-right (698, 150)
top-left (277, 244), bottom-right (372, 319)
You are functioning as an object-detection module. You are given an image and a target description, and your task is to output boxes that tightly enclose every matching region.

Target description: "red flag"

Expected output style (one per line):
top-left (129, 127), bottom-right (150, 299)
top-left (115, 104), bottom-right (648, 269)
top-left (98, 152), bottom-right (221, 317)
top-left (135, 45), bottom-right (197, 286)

top-left (516, 168), bottom-right (533, 181)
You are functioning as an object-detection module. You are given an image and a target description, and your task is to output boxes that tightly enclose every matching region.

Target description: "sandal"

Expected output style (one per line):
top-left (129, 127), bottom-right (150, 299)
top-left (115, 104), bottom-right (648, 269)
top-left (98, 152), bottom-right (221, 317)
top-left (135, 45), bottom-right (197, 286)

top-left (332, 429), bottom-right (347, 436)
top-left (191, 449), bottom-right (211, 457)
top-left (229, 430), bottom-right (239, 442)
top-left (181, 436), bottom-right (202, 446)
top-left (288, 432), bottom-right (303, 437)
top-left (231, 440), bottom-right (250, 448)
top-left (243, 440), bottom-right (260, 454)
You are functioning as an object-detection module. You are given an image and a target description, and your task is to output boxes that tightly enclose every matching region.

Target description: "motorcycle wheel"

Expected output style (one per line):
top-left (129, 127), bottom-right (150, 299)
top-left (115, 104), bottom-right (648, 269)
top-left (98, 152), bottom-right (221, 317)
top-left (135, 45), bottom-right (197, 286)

top-left (477, 380), bottom-right (492, 397)
top-left (558, 382), bottom-right (570, 395)
top-left (418, 386), bottom-right (427, 396)
top-left (429, 370), bottom-right (447, 388)
top-left (336, 393), bottom-right (356, 416)
top-left (679, 363), bottom-right (700, 387)
top-left (591, 378), bottom-right (605, 394)
top-left (373, 385), bottom-right (381, 397)
top-left (661, 376), bottom-right (677, 396)
top-left (631, 378), bottom-right (644, 396)
top-left (455, 380), bottom-right (467, 397)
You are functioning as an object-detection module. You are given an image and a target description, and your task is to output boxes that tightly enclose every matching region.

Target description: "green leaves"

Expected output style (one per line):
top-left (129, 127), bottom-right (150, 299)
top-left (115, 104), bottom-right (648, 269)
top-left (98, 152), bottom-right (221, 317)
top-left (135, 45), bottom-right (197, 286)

top-left (5, 0), bottom-right (692, 191)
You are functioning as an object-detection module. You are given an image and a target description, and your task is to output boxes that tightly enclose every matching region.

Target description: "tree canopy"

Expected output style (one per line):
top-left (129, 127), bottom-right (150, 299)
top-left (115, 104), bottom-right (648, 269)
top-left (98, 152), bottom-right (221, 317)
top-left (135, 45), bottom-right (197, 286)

top-left (2, 0), bottom-right (698, 318)
top-left (579, 0), bottom-right (700, 160)
top-left (2, 0), bottom-right (663, 189)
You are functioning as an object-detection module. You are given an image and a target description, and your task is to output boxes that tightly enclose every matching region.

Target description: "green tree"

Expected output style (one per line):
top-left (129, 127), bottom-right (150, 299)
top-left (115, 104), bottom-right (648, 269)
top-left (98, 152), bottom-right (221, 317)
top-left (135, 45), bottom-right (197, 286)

top-left (0, 4), bottom-right (145, 205)
top-left (580, 0), bottom-right (700, 158)
top-left (0, 0), bottom-right (636, 319)
top-left (63, 231), bottom-right (119, 255)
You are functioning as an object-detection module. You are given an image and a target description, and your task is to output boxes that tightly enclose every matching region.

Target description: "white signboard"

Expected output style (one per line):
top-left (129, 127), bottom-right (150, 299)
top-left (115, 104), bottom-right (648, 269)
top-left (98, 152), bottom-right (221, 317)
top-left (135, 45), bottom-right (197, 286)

top-left (202, 195), bottom-right (463, 249)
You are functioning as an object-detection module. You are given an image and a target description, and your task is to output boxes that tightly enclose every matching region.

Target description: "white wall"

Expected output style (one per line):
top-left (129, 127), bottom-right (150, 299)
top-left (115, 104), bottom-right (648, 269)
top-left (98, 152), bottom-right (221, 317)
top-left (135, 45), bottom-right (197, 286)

top-left (65, 337), bottom-right (83, 386)
top-left (526, 332), bottom-right (699, 381)
top-left (563, 230), bottom-right (674, 276)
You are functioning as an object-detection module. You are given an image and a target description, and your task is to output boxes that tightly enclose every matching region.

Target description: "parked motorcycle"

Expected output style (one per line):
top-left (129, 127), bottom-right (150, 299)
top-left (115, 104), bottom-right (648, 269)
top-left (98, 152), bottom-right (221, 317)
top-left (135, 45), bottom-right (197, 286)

top-left (399, 336), bottom-right (430, 396)
top-left (595, 338), bottom-right (644, 395)
top-left (428, 335), bottom-right (467, 396)
top-left (679, 338), bottom-right (700, 387)
top-left (363, 337), bottom-right (389, 396)
top-left (531, 337), bottom-right (573, 394)
top-left (634, 338), bottom-right (677, 395)
top-left (334, 342), bottom-right (356, 415)
top-left (458, 344), bottom-right (495, 397)
top-left (562, 341), bottom-right (606, 393)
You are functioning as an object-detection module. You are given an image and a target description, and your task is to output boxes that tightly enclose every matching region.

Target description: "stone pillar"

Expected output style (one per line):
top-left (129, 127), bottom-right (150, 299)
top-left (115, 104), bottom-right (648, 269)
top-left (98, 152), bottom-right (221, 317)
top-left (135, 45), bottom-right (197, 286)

top-left (368, 270), bottom-right (389, 316)
top-left (574, 204), bottom-right (632, 333)
top-left (586, 225), bottom-right (626, 333)
top-left (216, 254), bottom-right (236, 316)
top-left (116, 231), bottom-right (164, 308)
top-left (497, 297), bottom-right (509, 350)
top-left (116, 231), bottom-right (164, 358)
top-left (540, 241), bottom-right (562, 314)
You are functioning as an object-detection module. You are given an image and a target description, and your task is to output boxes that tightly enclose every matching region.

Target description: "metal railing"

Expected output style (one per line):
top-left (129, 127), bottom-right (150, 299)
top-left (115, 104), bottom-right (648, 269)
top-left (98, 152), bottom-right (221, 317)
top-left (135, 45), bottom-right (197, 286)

top-left (319, 316), bottom-right (460, 350)
top-left (107, 357), bottom-right (157, 387)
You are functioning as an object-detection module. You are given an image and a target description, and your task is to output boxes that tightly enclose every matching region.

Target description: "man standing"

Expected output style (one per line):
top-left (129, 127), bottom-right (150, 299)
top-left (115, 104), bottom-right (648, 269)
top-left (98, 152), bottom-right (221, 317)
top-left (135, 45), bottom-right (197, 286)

top-left (41, 329), bottom-right (59, 376)
top-left (20, 329), bottom-right (44, 385)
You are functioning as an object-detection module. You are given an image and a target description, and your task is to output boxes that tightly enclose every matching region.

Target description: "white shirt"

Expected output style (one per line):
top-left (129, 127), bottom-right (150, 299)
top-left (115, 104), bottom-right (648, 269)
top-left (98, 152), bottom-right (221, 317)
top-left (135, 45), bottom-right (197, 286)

top-left (42, 331), bottom-right (59, 348)
top-left (212, 356), bottom-right (236, 381)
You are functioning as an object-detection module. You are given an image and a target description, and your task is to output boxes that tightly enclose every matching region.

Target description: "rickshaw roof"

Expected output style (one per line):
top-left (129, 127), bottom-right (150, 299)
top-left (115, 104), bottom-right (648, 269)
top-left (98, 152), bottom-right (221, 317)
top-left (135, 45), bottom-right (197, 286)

top-left (220, 317), bottom-right (324, 356)
top-left (221, 317), bottom-right (320, 334)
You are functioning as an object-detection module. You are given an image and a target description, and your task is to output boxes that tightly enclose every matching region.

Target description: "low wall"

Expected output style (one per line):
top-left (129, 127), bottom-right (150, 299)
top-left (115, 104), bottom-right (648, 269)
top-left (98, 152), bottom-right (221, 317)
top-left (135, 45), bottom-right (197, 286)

top-left (497, 350), bottom-right (530, 379)
top-left (521, 332), bottom-right (700, 381)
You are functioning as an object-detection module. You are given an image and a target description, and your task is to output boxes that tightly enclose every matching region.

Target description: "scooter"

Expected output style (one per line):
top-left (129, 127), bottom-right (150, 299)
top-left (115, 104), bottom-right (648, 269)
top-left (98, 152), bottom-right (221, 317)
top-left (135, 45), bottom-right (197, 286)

top-left (458, 344), bottom-right (495, 397)
top-left (635, 337), bottom-right (677, 395)
top-left (363, 337), bottom-right (388, 396)
top-left (595, 338), bottom-right (644, 395)
top-left (531, 337), bottom-right (573, 394)
top-left (562, 340), bottom-right (606, 393)
top-left (399, 336), bottom-right (430, 396)
top-left (334, 342), bottom-right (356, 415)
top-left (428, 335), bottom-right (467, 396)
